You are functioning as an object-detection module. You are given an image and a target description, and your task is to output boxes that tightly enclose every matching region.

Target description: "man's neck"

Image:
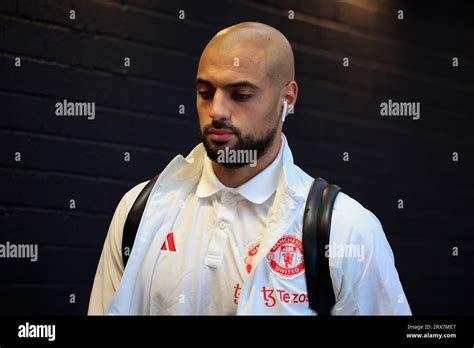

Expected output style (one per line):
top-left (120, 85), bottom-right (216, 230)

top-left (211, 135), bottom-right (282, 188)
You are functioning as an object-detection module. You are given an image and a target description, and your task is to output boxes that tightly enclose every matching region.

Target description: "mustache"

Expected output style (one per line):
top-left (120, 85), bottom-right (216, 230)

top-left (203, 120), bottom-right (241, 136)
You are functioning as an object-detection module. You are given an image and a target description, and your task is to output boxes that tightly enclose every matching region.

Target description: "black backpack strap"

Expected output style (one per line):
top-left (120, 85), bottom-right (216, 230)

top-left (121, 174), bottom-right (160, 268)
top-left (303, 177), bottom-right (341, 315)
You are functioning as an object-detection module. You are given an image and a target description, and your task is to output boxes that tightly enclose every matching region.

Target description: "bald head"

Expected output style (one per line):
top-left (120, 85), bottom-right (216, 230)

top-left (196, 22), bottom-right (298, 179)
top-left (199, 22), bottom-right (295, 90)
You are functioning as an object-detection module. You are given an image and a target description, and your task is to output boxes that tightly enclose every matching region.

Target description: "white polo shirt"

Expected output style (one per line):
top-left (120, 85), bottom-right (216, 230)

top-left (144, 138), bottom-right (284, 314)
top-left (88, 133), bottom-right (411, 316)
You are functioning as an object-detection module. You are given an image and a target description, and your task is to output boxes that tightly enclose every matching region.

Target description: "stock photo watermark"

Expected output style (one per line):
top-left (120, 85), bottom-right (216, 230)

top-left (55, 99), bottom-right (95, 120)
top-left (380, 99), bottom-right (420, 120)
top-left (325, 242), bottom-right (365, 262)
top-left (217, 147), bottom-right (257, 167)
top-left (0, 241), bottom-right (38, 262)
top-left (18, 322), bottom-right (55, 342)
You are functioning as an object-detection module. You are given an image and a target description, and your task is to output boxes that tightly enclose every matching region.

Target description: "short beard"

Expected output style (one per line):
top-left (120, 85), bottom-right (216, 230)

top-left (200, 120), bottom-right (278, 169)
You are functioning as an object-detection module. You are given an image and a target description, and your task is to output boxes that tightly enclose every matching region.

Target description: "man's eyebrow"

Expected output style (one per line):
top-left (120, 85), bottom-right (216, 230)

top-left (196, 78), bottom-right (261, 91)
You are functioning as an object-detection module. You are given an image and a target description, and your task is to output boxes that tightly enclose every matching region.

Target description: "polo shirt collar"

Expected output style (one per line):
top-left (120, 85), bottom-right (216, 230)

top-left (196, 135), bottom-right (285, 204)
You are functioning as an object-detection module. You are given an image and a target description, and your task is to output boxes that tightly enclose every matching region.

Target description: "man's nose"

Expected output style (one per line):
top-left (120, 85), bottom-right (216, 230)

top-left (209, 90), bottom-right (231, 121)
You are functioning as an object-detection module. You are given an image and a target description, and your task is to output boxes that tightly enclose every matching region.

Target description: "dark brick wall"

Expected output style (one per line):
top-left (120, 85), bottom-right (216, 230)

top-left (0, 0), bottom-right (472, 315)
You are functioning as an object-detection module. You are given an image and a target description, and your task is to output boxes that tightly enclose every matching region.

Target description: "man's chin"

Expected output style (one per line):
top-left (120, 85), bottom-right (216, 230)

top-left (205, 137), bottom-right (237, 151)
top-left (203, 142), bottom-right (234, 164)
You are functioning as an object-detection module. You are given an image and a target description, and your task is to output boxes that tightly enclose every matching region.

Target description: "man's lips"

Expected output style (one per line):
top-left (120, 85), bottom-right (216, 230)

top-left (208, 128), bottom-right (235, 142)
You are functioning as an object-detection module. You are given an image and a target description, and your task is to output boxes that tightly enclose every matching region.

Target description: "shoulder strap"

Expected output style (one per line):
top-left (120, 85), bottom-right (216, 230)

top-left (122, 174), bottom-right (160, 268)
top-left (303, 177), bottom-right (341, 315)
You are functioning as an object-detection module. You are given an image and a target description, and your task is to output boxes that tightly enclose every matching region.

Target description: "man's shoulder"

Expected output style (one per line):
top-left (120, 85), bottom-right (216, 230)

top-left (331, 191), bottom-right (384, 244)
top-left (289, 164), bottom-right (380, 233)
top-left (117, 180), bottom-right (150, 215)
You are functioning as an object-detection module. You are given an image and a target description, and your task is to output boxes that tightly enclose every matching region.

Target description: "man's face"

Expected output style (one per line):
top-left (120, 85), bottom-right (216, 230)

top-left (196, 47), bottom-right (280, 168)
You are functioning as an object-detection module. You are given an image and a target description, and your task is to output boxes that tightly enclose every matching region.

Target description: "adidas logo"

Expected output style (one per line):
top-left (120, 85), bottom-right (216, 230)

top-left (160, 232), bottom-right (176, 252)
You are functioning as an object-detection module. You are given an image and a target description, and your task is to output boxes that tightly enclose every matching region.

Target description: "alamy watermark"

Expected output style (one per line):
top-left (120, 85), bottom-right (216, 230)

top-left (18, 322), bottom-right (55, 341)
top-left (217, 147), bottom-right (257, 167)
top-left (55, 99), bottom-right (95, 120)
top-left (325, 242), bottom-right (365, 262)
top-left (380, 99), bottom-right (420, 120)
top-left (0, 241), bottom-right (38, 262)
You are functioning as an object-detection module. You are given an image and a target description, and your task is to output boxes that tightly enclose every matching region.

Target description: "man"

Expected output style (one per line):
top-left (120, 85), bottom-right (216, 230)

top-left (88, 22), bottom-right (411, 315)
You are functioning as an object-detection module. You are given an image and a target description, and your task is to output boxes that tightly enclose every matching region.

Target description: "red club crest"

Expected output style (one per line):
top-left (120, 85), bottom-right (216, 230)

top-left (266, 235), bottom-right (304, 279)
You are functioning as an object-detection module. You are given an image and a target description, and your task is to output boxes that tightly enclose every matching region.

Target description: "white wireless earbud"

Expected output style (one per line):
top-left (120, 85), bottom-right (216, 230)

top-left (281, 98), bottom-right (288, 123)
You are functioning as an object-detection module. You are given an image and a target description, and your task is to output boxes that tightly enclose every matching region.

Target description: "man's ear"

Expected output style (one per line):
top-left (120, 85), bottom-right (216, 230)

top-left (284, 81), bottom-right (298, 114)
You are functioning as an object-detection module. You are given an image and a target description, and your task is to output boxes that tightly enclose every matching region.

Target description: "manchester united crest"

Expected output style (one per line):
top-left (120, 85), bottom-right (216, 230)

top-left (266, 235), bottom-right (304, 279)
